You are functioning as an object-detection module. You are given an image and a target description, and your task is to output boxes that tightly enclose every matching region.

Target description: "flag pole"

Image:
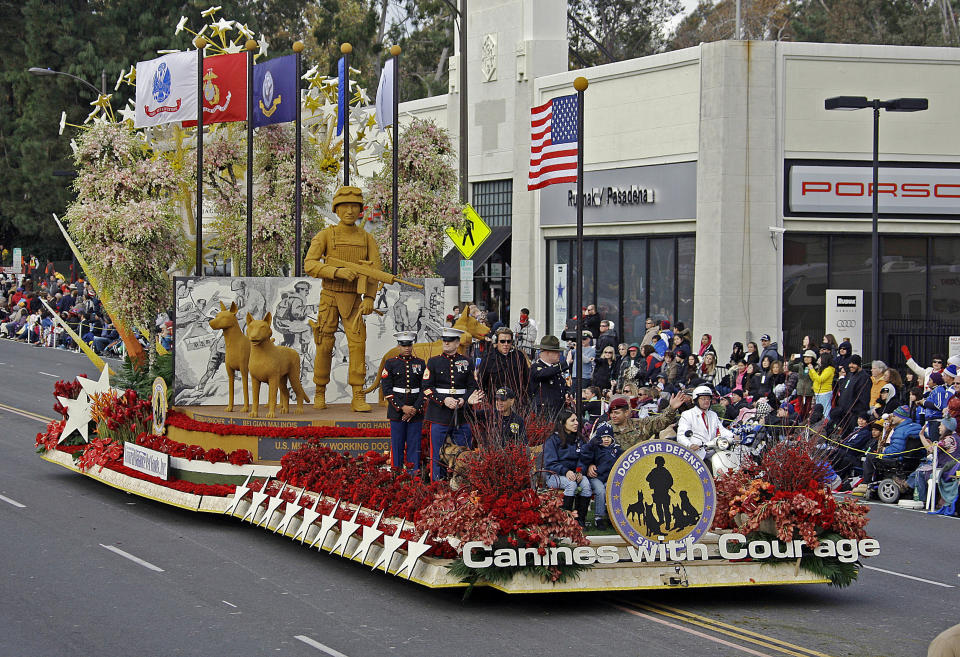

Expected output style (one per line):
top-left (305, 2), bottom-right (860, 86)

top-left (341, 43), bottom-right (351, 186)
top-left (194, 36), bottom-right (206, 276)
top-left (293, 40), bottom-right (304, 277)
top-left (390, 44), bottom-right (400, 275)
top-left (573, 76), bottom-right (587, 425)
top-left (245, 38), bottom-right (257, 277)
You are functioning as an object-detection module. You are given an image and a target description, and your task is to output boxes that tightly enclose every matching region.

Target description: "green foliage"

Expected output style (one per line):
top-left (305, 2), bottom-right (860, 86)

top-left (668, 0), bottom-right (958, 51)
top-left (114, 353), bottom-right (173, 401)
top-left (386, 0), bottom-right (454, 101)
top-left (569, 0), bottom-right (682, 67)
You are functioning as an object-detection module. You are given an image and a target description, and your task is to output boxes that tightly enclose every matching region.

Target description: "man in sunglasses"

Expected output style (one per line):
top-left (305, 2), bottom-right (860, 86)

top-left (476, 327), bottom-right (530, 404)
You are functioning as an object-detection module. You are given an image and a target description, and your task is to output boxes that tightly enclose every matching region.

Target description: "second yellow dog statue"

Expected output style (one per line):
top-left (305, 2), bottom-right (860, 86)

top-left (246, 312), bottom-right (310, 418)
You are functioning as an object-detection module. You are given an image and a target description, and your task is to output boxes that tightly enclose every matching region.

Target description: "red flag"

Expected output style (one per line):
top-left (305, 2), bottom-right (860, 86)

top-left (183, 53), bottom-right (247, 126)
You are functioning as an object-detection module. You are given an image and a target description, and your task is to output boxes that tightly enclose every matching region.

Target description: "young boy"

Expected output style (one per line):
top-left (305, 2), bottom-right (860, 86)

top-left (579, 423), bottom-right (623, 530)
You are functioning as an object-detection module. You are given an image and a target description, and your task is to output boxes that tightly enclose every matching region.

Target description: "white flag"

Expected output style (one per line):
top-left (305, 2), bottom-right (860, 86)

top-left (375, 58), bottom-right (394, 131)
top-left (135, 51), bottom-right (198, 128)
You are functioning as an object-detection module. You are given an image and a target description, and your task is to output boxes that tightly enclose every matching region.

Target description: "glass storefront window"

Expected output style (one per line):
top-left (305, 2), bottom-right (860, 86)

top-left (597, 240), bottom-right (620, 330)
top-left (677, 237), bottom-right (695, 329)
top-left (649, 238), bottom-right (675, 324)
top-left (782, 233), bottom-right (960, 365)
top-left (622, 239), bottom-right (647, 344)
top-left (547, 235), bottom-right (690, 346)
top-left (880, 237), bottom-right (927, 319)
top-left (932, 239), bottom-right (960, 322)
top-left (830, 236), bottom-right (873, 349)
top-left (782, 234), bottom-right (828, 351)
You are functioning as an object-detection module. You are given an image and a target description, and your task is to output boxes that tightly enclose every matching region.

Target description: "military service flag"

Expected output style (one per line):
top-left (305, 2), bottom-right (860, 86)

top-left (252, 54), bottom-right (297, 127)
top-left (135, 51), bottom-right (199, 128)
top-left (183, 53), bottom-right (247, 126)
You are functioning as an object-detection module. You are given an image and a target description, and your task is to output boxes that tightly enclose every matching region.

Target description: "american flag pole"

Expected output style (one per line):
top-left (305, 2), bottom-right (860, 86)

top-left (574, 77), bottom-right (587, 426)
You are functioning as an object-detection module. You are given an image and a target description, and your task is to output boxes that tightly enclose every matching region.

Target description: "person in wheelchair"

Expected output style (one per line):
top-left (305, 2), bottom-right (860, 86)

top-left (907, 416), bottom-right (959, 511)
top-left (861, 405), bottom-right (923, 497)
top-left (820, 413), bottom-right (875, 486)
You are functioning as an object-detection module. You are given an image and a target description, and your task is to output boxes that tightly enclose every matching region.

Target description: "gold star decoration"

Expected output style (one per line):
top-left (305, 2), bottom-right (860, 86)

top-left (201, 5), bottom-right (221, 18)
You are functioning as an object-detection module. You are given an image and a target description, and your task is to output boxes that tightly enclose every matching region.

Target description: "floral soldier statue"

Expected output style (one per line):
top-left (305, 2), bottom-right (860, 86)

top-left (304, 186), bottom-right (380, 412)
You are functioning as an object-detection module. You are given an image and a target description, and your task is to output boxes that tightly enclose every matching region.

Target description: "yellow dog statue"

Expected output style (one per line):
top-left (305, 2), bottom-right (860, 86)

top-left (209, 301), bottom-right (250, 413)
top-left (246, 312), bottom-right (309, 418)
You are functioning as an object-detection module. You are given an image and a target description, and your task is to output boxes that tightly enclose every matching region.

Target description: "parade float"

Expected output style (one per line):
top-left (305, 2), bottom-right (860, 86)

top-left (35, 8), bottom-right (874, 595)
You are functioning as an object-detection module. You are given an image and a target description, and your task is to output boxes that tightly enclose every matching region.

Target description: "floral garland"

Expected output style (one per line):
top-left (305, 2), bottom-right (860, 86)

top-left (165, 409), bottom-right (411, 439)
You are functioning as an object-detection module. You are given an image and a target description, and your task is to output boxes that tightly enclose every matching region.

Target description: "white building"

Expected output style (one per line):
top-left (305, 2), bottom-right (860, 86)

top-left (402, 0), bottom-right (960, 364)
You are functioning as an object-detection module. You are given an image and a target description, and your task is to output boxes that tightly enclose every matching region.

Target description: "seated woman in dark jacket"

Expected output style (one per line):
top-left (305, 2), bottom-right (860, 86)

top-left (542, 409), bottom-right (593, 526)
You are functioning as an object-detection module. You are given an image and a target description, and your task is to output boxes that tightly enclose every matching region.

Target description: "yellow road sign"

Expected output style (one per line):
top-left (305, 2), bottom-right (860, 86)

top-left (446, 204), bottom-right (491, 259)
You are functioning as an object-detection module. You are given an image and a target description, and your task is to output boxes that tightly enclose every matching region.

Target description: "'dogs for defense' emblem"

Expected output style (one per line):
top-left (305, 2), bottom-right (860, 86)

top-left (607, 440), bottom-right (715, 549)
top-left (152, 62), bottom-right (172, 104)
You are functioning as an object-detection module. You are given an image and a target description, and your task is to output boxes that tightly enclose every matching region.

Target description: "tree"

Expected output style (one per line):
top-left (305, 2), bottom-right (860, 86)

top-left (305, 0), bottom-right (384, 93)
top-left (366, 119), bottom-right (463, 276)
top-left (386, 0), bottom-right (454, 101)
top-left (790, 0), bottom-right (953, 47)
top-left (669, 0), bottom-right (792, 49)
top-left (568, 0), bottom-right (683, 67)
top-left (668, 0), bottom-right (957, 50)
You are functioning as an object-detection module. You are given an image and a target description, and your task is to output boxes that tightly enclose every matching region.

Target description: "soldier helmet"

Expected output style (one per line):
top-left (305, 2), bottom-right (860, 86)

top-left (331, 185), bottom-right (364, 211)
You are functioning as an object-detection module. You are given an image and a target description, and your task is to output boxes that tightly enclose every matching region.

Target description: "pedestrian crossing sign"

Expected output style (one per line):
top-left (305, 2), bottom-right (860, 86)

top-left (447, 204), bottom-right (491, 259)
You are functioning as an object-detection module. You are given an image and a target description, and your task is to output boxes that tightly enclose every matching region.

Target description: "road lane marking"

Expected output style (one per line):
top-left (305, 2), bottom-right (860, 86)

top-left (99, 544), bottom-right (165, 572)
top-left (38, 371), bottom-right (60, 378)
top-left (615, 600), bottom-right (828, 657)
top-left (0, 494), bottom-right (26, 508)
top-left (0, 402), bottom-right (53, 424)
top-left (638, 600), bottom-right (834, 657)
top-left (294, 636), bottom-right (351, 657)
top-left (863, 565), bottom-right (954, 588)
top-left (610, 603), bottom-right (774, 656)
top-left (222, 600), bottom-right (238, 608)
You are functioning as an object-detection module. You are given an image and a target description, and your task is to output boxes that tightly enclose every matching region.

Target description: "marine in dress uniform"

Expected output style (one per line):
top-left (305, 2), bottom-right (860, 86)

top-left (381, 331), bottom-right (425, 472)
top-left (528, 335), bottom-right (571, 416)
top-left (422, 327), bottom-right (477, 481)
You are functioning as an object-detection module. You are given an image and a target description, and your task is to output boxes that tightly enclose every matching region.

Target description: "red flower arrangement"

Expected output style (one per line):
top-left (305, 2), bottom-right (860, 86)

top-left (36, 419), bottom-right (67, 453)
top-left (415, 444), bottom-right (587, 581)
top-left (277, 441), bottom-right (443, 522)
top-left (714, 437), bottom-right (869, 548)
top-left (91, 389), bottom-right (153, 444)
top-left (52, 377), bottom-right (85, 419)
top-left (75, 436), bottom-right (124, 472)
top-left (134, 433), bottom-right (254, 466)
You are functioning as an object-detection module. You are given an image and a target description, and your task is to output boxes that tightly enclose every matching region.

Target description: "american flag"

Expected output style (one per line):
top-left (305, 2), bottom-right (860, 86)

top-left (528, 93), bottom-right (579, 191)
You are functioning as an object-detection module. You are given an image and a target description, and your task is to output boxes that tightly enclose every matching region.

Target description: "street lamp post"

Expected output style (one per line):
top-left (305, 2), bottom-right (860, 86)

top-left (28, 67), bottom-right (107, 96)
top-left (824, 95), bottom-right (928, 361)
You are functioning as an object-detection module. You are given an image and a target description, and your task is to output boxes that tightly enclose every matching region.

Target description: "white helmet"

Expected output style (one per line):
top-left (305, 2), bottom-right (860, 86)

top-left (692, 385), bottom-right (713, 400)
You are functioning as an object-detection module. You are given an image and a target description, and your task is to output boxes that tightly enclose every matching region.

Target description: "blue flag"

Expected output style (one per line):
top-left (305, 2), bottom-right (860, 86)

top-left (252, 54), bottom-right (297, 127)
top-left (337, 56), bottom-right (346, 136)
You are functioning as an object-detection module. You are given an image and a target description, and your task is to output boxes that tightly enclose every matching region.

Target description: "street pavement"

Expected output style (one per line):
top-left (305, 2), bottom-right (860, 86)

top-left (0, 339), bottom-right (957, 657)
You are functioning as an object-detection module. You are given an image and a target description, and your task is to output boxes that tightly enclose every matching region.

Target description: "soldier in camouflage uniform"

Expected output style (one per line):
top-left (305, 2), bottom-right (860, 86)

top-left (602, 392), bottom-right (690, 450)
